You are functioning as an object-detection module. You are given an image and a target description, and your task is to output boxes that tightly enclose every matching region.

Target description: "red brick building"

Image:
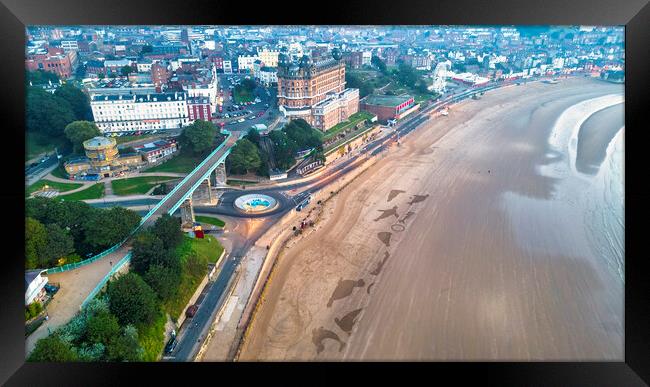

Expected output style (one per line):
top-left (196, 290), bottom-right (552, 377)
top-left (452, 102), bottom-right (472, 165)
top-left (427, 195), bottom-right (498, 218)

top-left (360, 94), bottom-right (416, 121)
top-left (343, 51), bottom-right (363, 69)
top-left (151, 62), bottom-right (170, 92)
top-left (25, 47), bottom-right (76, 79)
top-left (187, 96), bottom-right (213, 122)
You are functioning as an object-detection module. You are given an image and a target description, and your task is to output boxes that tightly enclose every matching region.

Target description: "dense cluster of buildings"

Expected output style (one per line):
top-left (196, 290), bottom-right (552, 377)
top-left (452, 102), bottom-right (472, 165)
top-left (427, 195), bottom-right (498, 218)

top-left (26, 25), bottom-right (625, 134)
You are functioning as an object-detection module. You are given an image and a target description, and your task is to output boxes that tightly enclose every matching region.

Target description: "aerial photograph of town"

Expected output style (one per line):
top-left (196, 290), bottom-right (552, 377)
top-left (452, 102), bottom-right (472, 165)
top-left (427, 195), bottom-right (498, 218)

top-left (24, 25), bottom-right (624, 362)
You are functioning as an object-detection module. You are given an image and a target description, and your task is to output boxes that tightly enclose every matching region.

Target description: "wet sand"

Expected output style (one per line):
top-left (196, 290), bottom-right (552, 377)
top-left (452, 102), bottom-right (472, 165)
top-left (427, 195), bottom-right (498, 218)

top-left (239, 78), bottom-right (624, 361)
top-left (575, 103), bottom-right (624, 175)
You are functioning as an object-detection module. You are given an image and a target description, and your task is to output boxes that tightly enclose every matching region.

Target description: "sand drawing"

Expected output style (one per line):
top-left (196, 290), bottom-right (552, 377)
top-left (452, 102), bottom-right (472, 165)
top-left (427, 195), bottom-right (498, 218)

top-left (334, 308), bottom-right (364, 335)
top-left (370, 252), bottom-right (390, 276)
top-left (398, 211), bottom-right (415, 224)
top-left (377, 232), bottom-right (392, 247)
top-left (327, 278), bottom-right (366, 307)
top-left (408, 194), bottom-right (430, 205)
top-left (312, 326), bottom-right (346, 354)
top-left (374, 206), bottom-right (399, 221)
top-left (387, 189), bottom-right (406, 202)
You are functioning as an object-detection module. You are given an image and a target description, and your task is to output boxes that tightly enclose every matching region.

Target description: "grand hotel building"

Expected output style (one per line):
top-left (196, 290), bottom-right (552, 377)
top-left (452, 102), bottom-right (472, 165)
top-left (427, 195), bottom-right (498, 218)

top-left (277, 48), bottom-right (359, 131)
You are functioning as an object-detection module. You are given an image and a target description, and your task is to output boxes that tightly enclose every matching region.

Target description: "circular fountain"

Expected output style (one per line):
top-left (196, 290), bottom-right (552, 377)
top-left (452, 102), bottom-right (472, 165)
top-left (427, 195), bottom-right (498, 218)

top-left (233, 194), bottom-right (278, 214)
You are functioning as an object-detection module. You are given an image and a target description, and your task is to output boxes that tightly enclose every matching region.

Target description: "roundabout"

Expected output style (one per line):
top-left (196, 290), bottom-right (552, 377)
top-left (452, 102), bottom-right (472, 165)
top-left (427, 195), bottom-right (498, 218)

top-left (233, 193), bottom-right (279, 214)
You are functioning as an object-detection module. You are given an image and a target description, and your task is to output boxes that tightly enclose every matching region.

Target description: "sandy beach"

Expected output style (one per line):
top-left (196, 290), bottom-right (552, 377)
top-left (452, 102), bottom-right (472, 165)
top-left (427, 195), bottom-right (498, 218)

top-left (238, 77), bottom-right (624, 361)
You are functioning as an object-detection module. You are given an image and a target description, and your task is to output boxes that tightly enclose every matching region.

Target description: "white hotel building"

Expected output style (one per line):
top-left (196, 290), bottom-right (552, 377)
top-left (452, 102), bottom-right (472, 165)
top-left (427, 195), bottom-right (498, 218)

top-left (91, 92), bottom-right (190, 133)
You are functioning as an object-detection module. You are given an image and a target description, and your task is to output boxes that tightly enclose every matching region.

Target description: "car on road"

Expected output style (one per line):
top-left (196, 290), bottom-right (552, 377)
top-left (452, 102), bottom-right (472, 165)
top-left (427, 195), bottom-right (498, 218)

top-left (237, 118), bottom-right (245, 123)
top-left (249, 116), bottom-right (256, 120)
top-left (164, 334), bottom-right (177, 354)
top-left (186, 304), bottom-right (198, 318)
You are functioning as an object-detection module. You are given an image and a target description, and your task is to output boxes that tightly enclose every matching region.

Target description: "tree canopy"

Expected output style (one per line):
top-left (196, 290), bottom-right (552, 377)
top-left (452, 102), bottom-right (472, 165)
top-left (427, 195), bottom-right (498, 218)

top-left (83, 206), bottom-right (141, 252)
top-left (371, 55), bottom-right (388, 74)
top-left (345, 72), bottom-right (374, 98)
top-left (28, 334), bottom-right (78, 362)
top-left (25, 217), bottom-right (47, 269)
top-left (26, 70), bottom-right (60, 86)
top-left (85, 310), bottom-right (120, 346)
top-left (227, 138), bottom-right (262, 175)
top-left (181, 120), bottom-right (219, 154)
top-left (151, 214), bottom-right (184, 251)
top-left (26, 87), bottom-right (75, 137)
top-left (64, 121), bottom-right (101, 153)
top-left (54, 83), bottom-right (92, 121)
top-left (130, 232), bottom-right (175, 275)
top-left (107, 272), bottom-right (160, 326)
top-left (144, 264), bottom-right (181, 302)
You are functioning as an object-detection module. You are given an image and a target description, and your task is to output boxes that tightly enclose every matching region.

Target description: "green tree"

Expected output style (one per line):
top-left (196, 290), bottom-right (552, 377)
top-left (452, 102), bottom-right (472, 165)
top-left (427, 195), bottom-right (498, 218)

top-left (85, 310), bottom-right (120, 346)
top-left (345, 72), bottom-right (374, 98)
top-left (227, 138), bottom-right (262, 175)
top-left (29, 335), bottom-right (78, 362)
top-left (83, 207), bottom-right (141, 252)
top-left (240, 78), bottom-right (257, 92)
top-left (396, 63), bottom-right (419, 88)
top-left (140, 45), bottom-right (153, 55)
top-left (107, 325), bottom-right (142, 361)
top-left (130, 232), bottom-right (176, 275)
top-left (268, 130), bottom-right (297, 170)
top-left (152, 214), bottom-right (184, 250)
top-left (245, 128), bottom-right (261, 146)
top-left (26, 87), bottom-right (75, 137)
top-left (26, 217), bottom-right (47, 269)
top-left (371, 55), bottom-right (388, 74)
top-left (55, 83), bottom-right (92, 121)
top-left (144, 264), bottom-right (181, 301)
top-left (181, 120), bottom-right (218, 154)
top-left (44, 223), bottom-right (75, 267)
top-left (26, 70), bottom-right (60, 86)
top-left (107, 272), bottom-right (159, 326)
top-left (282, 119), bottom-right (322, 150)
top-left (121, 65), bottom-right (134, 76)
top-left (64, 121), bottom-right (101, 153)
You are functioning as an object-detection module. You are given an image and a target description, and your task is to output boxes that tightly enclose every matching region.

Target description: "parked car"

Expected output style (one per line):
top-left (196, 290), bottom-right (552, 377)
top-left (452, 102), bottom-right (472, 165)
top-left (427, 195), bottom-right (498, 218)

top-left (237, 118), bottom-right (245, 123)
top-left (44, 284), bottom-right (59, 295)
top-left (186, 304), bottom-right (198, 318)
top-left (164, 335), bottom-right (177, 354)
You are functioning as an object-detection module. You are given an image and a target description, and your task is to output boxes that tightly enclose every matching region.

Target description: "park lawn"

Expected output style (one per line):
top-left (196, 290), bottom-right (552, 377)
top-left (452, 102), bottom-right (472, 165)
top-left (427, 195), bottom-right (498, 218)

top-left (195, 215), bottom-right (225, 228)
top-left (146, 152), bottom-right (204, 174)
top-left (137, 312), bottom-right (166, 362)
top-left (233, 86), bottom-right (254, 103)
top-left (323, 111), bottom-right (375, 141)
top-left (111, 176), bottom-right (177, 196)
top-left (190, 235), bottom-right (224, 264)
top-left (50, 163), bottom-right (69, 179)
top-left (27, 179), bottom-right (82, 197)
top-left (57, 183), bottom-right (105, 201)
top-left (163, 236), bottom-right (224, 321)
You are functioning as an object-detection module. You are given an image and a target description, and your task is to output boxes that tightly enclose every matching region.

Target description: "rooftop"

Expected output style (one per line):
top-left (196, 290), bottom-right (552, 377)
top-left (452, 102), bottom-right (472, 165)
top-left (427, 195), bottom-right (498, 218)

top-left (83, 136), bottom-right (116, 148)
top-left (362, 94), bottom-right (413, 107)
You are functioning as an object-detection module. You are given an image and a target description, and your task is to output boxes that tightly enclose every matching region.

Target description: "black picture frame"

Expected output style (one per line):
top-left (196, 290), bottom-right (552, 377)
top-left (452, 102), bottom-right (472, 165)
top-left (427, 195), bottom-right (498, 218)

top-left (1, 0), bottom-right (648, 385)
